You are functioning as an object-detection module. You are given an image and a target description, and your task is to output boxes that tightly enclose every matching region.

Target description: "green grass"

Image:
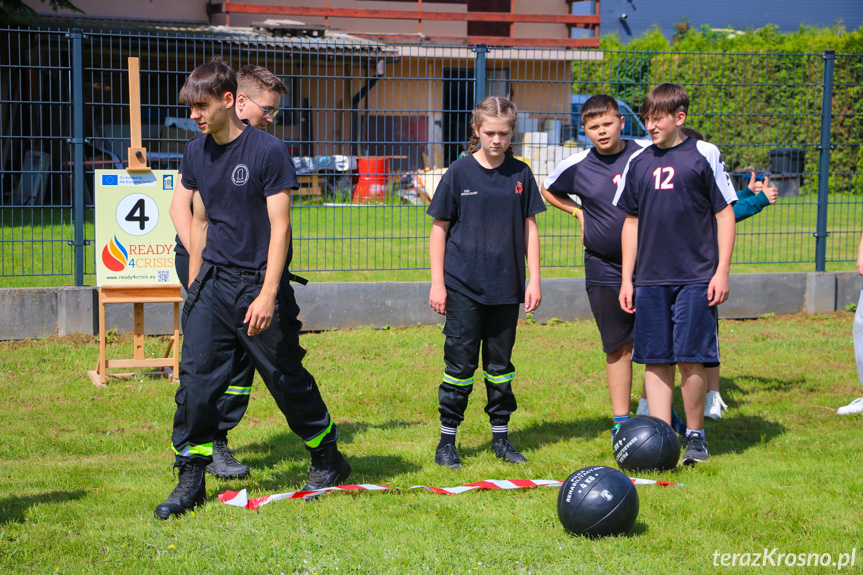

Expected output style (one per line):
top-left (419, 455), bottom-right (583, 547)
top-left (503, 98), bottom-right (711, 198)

top-left (1, 193), bottom-right (861, 287)
top-left (0, 314), bottom-right (861, 573)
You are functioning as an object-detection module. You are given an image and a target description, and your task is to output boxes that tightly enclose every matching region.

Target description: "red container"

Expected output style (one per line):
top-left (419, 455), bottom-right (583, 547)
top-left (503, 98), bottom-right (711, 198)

top-left (352, 157), bottom-right (389, 203)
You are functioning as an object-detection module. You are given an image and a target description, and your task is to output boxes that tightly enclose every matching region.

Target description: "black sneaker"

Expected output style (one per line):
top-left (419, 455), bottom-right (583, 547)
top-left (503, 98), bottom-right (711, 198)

top-left (154, 459), bottom-right (207, 520)
top-left (434, 443), bottom-right (462, 470)
top-left (683, 432), bottom-right (709, 465)
top-left (301, 444), bottom-right (351, 491)
top-left (206, 439), bottom-right (251, 479)
top-left (492, 439), bottom-right (527, 464)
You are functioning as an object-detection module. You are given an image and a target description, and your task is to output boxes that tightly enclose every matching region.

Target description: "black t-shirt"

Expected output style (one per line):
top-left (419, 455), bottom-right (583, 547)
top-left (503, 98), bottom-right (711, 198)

top-left (544, 140), bottom-right (646, 286)
top-left (180, 126), bottom-right (298, 271)
top-left (427, 154), bottom-right (546, 305)
top-left (173, 136), bottom-right (203, 258)
top-left (174, 234), bottom-right (188, 257)
top-left (612, 137), bottom-right (737, 286)
top-left (173, 132), bottom-right (296, 266)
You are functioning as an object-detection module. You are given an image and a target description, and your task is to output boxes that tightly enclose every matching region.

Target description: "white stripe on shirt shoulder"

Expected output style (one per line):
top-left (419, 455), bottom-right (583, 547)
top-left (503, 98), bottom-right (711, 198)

top-left (543, 147), bottom-right (591, 190)
top-left (695, 140), bottom-right (738, 205)
top-left (612, 144), bottom-right (651, 206)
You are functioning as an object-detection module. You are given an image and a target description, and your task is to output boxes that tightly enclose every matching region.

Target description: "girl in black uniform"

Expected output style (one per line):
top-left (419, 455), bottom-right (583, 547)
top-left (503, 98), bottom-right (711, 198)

top-left (427, 96), bottom-right (545, 469)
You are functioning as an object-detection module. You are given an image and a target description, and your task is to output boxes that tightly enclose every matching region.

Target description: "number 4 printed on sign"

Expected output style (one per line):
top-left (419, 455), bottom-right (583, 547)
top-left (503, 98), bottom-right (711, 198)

top-left (115, 193), bottom-right (159, 236)
top-left (125, 198), bottom-right (150, 231)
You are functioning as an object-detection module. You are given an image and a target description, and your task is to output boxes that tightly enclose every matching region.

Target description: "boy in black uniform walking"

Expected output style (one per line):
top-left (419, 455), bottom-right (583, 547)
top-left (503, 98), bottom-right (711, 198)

top-left (170, 65), bottom-right (290, 481)
top-left (155, 60), bottom-right (349, 520)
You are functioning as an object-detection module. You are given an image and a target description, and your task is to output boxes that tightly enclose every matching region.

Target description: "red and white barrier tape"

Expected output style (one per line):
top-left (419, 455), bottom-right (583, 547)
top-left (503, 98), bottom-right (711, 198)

top-left (218, 477), bottom-right (681, 511)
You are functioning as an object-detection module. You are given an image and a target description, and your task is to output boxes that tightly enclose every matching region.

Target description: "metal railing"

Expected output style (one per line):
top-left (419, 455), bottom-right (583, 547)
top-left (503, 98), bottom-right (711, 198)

top-left (0, 25), bottom-right (860, 285)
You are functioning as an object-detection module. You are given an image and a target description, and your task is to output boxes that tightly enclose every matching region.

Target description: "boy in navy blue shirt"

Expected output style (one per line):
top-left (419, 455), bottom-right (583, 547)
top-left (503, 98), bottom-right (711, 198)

top-left (541, 95), bottom-right (648, 441)
top-left (155, 61), bottom-right (349, 520)
top-left (636, 126), bottom-right (780, 421)
top-left (613, 83), bottom-right (737, 465)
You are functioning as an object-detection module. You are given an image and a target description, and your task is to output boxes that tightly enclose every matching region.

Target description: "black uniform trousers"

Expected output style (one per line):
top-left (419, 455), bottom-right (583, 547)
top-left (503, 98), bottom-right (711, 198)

top-left (173, 263), bottom-right (336, 462)
top-left (438, 288), bottom-right (519, 428)
top-left (176, 252), bottom-right (253, 441)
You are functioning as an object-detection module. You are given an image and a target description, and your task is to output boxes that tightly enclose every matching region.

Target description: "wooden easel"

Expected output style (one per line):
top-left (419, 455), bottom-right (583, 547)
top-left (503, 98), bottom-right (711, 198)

top-left (125, 57), bottom-right (151, 173)
top-left (89, 57), bottom-right (182, 387)
top-left (88, 285), bottom-right (183, 387)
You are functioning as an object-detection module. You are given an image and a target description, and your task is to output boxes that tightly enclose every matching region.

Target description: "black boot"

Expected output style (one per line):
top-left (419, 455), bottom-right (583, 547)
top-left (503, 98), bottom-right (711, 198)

top-left (301, 444), bottom-right (351, 491)
top-left (492, 438), bottom-right (528, 464)
top-left (434, 443), bottom-right (462, 470)
top-left (154, 459), bottom-right (207, 520)
top-left (206, 439), bottom-right (250, 479)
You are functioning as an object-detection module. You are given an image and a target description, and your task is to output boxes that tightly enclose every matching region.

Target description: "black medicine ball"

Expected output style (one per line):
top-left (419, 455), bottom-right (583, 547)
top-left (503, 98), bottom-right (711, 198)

top-left (613, 416), bottom-right (680, 472)
top-left (557, 465), bottom-right (639, 537)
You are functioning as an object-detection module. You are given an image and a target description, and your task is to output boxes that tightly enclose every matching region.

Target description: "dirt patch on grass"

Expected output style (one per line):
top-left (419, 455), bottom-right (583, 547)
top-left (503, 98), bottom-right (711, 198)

top-left (1, 331), bottom-right (178, 350)
top-left (0, 332), bottom-right (96, 350)
top-left (45, 333), bottom-right (97, 346)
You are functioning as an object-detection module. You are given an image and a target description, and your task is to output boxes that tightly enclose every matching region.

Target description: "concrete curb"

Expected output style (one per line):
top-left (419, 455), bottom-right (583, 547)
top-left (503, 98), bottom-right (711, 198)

top-left (2, 271), bottom-right (861, 340)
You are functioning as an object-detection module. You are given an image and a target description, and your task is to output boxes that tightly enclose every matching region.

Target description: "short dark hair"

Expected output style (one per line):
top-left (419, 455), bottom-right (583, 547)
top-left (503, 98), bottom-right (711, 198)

top-left (179, 59), bottom-right (237, 105)
top-left (641, 83), bottom-right (689, 121)
top-left (681, 126), bottom-right (704, 141)
top-left (237, 65), bottom-right (288, 97)
top-left (580, 94), bottom-right (621, 125)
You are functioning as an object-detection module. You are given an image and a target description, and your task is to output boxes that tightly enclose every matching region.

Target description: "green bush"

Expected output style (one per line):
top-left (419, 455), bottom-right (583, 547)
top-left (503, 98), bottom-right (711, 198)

top-left (574, 24), bottom-right (863, 193)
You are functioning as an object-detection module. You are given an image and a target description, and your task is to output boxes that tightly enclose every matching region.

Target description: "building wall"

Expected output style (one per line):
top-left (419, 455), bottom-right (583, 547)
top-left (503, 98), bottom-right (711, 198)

top-left (271, 52), bottom-right (571, 163)
top-left (30, 0), bottom-right (862, 43)
top-left (27, 0), bottom-right (575, 40)
top-left (24, 0), bottom-right (208, 22)
top-left (17, 1), bottom-right (576, 165)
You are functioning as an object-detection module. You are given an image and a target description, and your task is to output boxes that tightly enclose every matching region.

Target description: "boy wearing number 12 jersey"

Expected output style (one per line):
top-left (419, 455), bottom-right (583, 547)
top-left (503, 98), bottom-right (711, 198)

top-left (612, 83), bottom-right (737, 465)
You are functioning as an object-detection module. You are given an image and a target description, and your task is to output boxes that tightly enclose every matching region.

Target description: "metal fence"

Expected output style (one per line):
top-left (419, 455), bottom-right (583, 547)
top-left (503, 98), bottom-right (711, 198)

top-left (1, 25), bottom-right (861, 285)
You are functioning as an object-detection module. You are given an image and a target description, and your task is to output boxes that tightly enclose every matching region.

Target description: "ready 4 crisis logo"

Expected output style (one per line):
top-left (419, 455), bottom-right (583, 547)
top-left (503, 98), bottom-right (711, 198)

top-left (101, 235), bottom-right (175, 272)
top-left (101, 235), bottom-right (128, 271)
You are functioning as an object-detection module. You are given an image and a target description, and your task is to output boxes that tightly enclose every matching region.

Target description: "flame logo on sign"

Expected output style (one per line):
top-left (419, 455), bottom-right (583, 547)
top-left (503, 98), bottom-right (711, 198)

top-left (101, 235), bottom-right (128, 272)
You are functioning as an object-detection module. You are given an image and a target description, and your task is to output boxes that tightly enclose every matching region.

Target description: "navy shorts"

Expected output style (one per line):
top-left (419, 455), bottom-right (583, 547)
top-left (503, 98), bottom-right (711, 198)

top-left (586, 284), bottom-right (634, 353)
top-left (632, 284), bottom-right (720, 365)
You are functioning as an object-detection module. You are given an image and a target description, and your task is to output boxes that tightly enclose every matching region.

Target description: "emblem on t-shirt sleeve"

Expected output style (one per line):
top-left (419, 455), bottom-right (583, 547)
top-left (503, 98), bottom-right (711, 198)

top-left (232, 164), bottom-right (250, 186)
top-left (515, 180), bottom-right (523, 194)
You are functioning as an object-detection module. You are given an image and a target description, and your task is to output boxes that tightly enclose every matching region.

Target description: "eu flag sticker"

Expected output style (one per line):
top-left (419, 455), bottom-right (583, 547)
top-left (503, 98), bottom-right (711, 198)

top-left (102, 174), bottom-right (118, 185)
top-left (162, 175), bottom-right (174, 190)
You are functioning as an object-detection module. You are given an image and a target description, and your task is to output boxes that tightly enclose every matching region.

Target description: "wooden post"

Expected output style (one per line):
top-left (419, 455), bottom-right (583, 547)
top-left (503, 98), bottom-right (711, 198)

top-left (126, 57), bottom-right (151, 172)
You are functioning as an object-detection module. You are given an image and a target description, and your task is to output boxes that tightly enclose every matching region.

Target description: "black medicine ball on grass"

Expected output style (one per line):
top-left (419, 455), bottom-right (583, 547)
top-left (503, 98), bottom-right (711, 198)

top-left (557, 466), bottom-right (639, 537)
top-left (613, 415), bottom-right (680, 472)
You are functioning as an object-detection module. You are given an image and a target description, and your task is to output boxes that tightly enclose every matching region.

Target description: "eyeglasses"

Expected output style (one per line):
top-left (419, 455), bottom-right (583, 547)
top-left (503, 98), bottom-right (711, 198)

top-left (246, 95), bottom-right (280, 120)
